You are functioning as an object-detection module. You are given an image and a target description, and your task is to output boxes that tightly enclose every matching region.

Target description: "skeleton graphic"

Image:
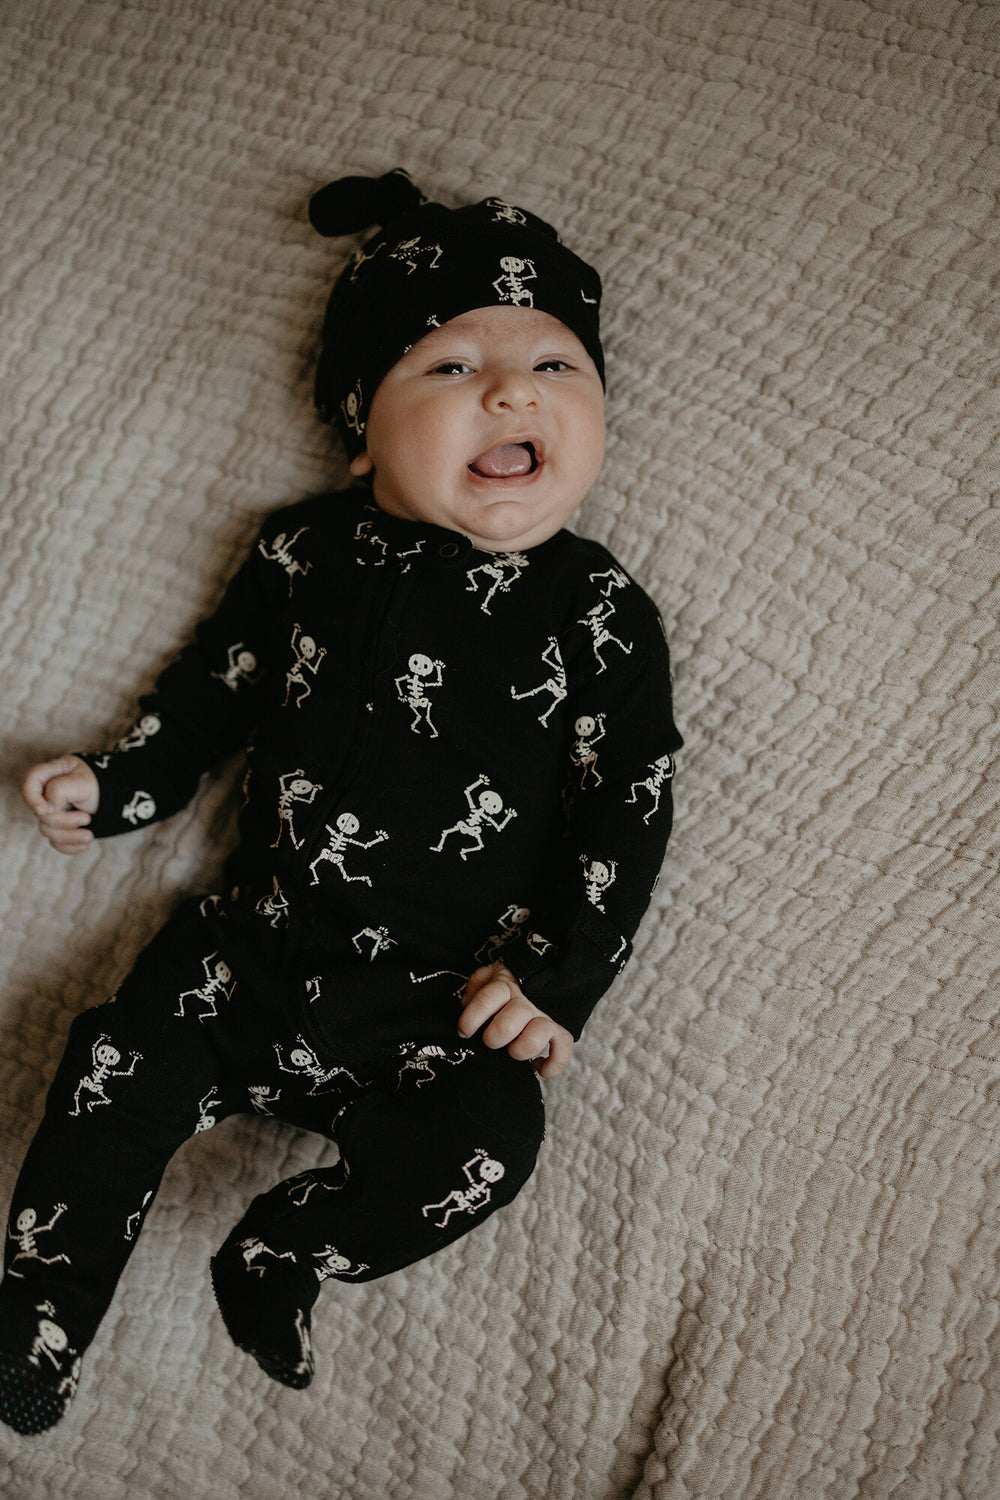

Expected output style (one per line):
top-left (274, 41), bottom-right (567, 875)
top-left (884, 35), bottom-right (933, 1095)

top-left (28, 1303), bottom-right (78, 1391)
top-left (570, 713), bottom-right (607, 787)
top-left (304, 975), bottom-right (323, 1005)
top-left (239, 1237), bottom-right (298, 1278)
top-left (396, 1041), bottom-right (473, 1090)
top-left (353, 926), bottom-right (397, 961)
top-left (259, 527), bottom-right (312, 591)
top-left (121, 790), bottom-right (156, 826)
top-left (589, 566), bottom-right (630, 598)
top-left (408, 968), bottom-right (468, 999)
top-left (486, 199), bottom-right (527, 226)
top-left (175, 953), bottom-right (235, 1020)
top-left (510, 637), bottom-right (566, 726)
top-left (195, 1088), bottom-right (222, 1133)
top-left (627, 754), bottom-right (676, 824)
top-left (578, 596), bottom-right (633, 674)
top-left (124, 1190), bottom-right (153, 1242)
top-left (355, 518), bottom-right (390, 565)
top-left (284, 622), bottom-right (327, 709)
top-left (213, 643), bottom-right (261, 693)
top-left (466, 552), bottom-right (529, 613)
top-left (341, 381), bottom-right (365, 438)
top-left (309, 813), bottom-right (387, 887)
top-left (476, 903), bottom-right (531, 964)
top-left (389, 236), bottom-right (443, 273)
top-left (116, 714), bottom-right (161, 752)
top-left (6, 1205), bottom-right (70, 1278)
top-left (421, 1149), bottom-right (506, 1228)
top-left (256, 876), bottom-right (289, 927)
top-left (581, 855), bottom-right (618, 912)
top-left (431, 775), bottom-right (517, 860)
top-left (395, 653), bottom-right (445, 736)
top-left (272, 771), bottom-right (322, 850)
top-left (248, 1084), bottom-right (280, 1116)
top-left (274, 1037), bottom-right (361, 1096)
top-left (493, 255), bottom-right (536, 306)
top-left (70, 1036), bottom-right (142, 1116)
top-left (285, 1172), bottom-right (341, 1208)
top-left (312, 1245), bottom-right (370, 1281)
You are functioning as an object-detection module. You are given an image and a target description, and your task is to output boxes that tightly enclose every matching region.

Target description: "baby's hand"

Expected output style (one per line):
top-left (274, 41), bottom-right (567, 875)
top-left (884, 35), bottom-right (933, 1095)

top-left (21, 755), bottom-right (100, 854)
top-left (459, 961), bottom-right (573, 1077)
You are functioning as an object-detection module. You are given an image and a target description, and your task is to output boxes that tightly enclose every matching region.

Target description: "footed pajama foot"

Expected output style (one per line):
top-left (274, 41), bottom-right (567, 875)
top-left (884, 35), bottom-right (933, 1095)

top-left (0, 1302), bottom-right (82, 1436)
top-left (210, 1235), bottom-right (317, 1389)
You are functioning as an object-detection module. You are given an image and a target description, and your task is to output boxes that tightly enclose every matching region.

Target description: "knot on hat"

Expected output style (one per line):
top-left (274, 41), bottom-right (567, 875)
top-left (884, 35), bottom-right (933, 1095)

top-left (308, 169), bottom-right (425, 237)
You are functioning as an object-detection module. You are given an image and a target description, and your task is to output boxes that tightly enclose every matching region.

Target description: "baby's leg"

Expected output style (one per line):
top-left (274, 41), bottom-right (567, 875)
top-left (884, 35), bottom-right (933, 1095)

top-left (0, 899), bottom-right (242, 1435)
top-left (210, 1038), bottom-right (545, 1388)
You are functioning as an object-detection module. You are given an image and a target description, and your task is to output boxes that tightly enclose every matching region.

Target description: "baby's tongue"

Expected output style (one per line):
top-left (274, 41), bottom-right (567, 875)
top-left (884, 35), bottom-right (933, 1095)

top-left (470, 442), bottom-right (533, 478)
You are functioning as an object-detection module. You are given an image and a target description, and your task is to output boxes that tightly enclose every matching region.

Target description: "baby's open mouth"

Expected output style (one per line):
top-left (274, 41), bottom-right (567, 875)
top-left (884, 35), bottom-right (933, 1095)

top-left (468, 442), bottom-right (538, 478)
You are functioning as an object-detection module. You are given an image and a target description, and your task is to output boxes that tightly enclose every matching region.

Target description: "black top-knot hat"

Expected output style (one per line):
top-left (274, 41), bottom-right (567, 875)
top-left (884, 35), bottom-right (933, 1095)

top-left (309, 169), bottom-right (604, 456)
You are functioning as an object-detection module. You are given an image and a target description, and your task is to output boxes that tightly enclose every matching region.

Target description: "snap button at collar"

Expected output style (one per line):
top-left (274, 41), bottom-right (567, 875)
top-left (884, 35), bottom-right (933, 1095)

top-left (439, 542), bottom-right (461, 559)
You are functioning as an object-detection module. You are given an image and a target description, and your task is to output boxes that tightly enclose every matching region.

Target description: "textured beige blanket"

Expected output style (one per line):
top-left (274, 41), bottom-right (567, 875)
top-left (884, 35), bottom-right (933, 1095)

top-left (2, 1), bottom-right (999, 1495)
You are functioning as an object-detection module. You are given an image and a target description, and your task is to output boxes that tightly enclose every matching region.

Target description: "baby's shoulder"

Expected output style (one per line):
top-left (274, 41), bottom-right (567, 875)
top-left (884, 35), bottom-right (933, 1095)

top-left (552, 533), bottom-right (663, 630)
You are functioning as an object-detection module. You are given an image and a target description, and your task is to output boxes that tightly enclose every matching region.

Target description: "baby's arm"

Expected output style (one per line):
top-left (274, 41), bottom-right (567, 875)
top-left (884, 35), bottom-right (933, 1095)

top-left (21, 755), bottom-right (100, 855)
top-left (458, 961), bottom-right (574, 1077)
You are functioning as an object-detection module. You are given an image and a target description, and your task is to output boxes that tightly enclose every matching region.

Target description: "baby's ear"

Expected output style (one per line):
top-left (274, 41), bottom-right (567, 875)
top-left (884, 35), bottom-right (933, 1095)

top-left (349, 451), bottom-right (374, 478)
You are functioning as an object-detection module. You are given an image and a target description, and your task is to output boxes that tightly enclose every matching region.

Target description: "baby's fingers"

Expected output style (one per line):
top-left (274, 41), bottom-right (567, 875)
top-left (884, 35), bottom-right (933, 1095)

top-left (43, 824), bottom-right (95, 855)
top-left (457, 975), bottom-right (513, 1038)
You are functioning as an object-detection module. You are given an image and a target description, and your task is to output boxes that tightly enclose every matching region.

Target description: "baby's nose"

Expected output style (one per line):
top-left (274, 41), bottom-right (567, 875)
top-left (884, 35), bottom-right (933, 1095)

top-left (484, 366), bottom-right (538, 411)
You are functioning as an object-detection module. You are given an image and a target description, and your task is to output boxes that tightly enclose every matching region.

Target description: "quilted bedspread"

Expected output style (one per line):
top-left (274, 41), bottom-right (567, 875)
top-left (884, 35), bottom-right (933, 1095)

top-left (2, 1), bottom-right (999, 1495)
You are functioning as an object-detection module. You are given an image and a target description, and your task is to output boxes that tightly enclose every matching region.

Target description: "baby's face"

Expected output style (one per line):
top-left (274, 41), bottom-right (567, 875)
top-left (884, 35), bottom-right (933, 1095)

top-left (349, 306), bottom-right (605, 552)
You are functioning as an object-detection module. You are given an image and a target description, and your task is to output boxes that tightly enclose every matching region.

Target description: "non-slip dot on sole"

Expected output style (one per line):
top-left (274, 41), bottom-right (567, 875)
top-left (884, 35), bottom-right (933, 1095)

top-left (0, 1351), bottom-right (70, 1436)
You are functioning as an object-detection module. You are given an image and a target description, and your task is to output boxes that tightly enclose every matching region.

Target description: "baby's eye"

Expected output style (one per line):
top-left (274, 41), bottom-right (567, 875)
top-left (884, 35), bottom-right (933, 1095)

top-left (534, 358), bottom-right (571, 372)
top-left (430, 360), bottom-right (474, 376)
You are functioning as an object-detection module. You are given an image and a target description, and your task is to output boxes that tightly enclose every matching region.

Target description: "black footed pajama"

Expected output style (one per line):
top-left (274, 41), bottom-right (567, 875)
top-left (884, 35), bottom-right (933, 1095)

top-left (0, 491), bottom-right (680, 1433)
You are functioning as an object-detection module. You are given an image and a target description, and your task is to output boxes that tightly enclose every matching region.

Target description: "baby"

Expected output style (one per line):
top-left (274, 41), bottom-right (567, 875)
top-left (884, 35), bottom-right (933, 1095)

top-left (0, 170), bottom-right (682, 1435)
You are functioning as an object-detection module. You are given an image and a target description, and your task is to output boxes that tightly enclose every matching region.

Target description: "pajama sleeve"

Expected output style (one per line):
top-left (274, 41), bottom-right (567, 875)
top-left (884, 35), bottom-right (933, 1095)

top-left (499, 597), bottom-right (682, 1040)
top-left (77, 510), bottom-right (291, 838)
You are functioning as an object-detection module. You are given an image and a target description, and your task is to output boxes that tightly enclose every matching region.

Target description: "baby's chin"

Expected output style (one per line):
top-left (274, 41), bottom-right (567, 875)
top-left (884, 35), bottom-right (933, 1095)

top-left (462, 496), bottom-right (581, 553)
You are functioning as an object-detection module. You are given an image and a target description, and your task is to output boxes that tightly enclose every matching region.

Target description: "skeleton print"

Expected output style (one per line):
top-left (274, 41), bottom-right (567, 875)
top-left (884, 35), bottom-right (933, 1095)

top-left (258, 527), bottom-right (312, 591)
top-left (212, 644), bottom-right (261, 693)
top-left (486, 199), bottom-right (527, 226)
top-left (510, 636), bottom-right (566, 726)
top-left (195, 1088), bottom-right (222, 1133)
top-left (465, 552), bottom-right (529, 613)
top-left (308, 813), bottom-right (388, 887)
top-left (28, 1302), bottom-right (79, 1394)
top-left (312, 1245), bottom-right (370, 1281)
top-left (274, 1037), bottom-right (361, 1097)
top-left (627, 753), bottom-right (676, 823)
top-left (570, 713), bottom-right (606, 787)
top-left (116, 714), bottom-right (161, 752)
top-left (271, 771), bottom-right (322, 850)
top-left (493, 255), bottom-right (536, 306)
top-left (255, 876), bottom-right (289, 927)
top-left (69, 1037), bottom-right (142, 1117)
top-left (431, 775), bottom-right (517, 861)
top-left (590, 566), bottom-right (630, 598)
top-left (581, 855), bottom-right (618, 912)
top-left (395, 653), bottom-right (445, 736)
top-left (285, 1172), bottom-right (341, 1208)
top-left (341, 381), bottom-right (365, 438)
top-left (408, 968), bottom-right (468, 1000)
top-left (389, 236), bottom-right (443, 273)
top-left (395, 1041), bottom-right (473, 1090)
top-left (354, 518), bottom-right (390, 565)
top-left (284, 623), bottom-right (327, 709)
top-left (175, 953), bottom-right (235, 1021)
top-left (239, 1238), bottom-right (298, 1278)
top-left (124, 1190), bottom-right (153, 1243)
top-left (6, 1205), bottom-right (70, 1278)
top-left (352, 926), bottom-right (397, 960)
top-left (421, 1149), bottom-right (506, 1229)
top-left (121, 790), bottom-right (156, 826)
top-left (475, 905), bottom-right (550, 964)
top-left (578, 595), bottom-right (633, 674)
top-left (248, 1084), bottom-right (280, 1116)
